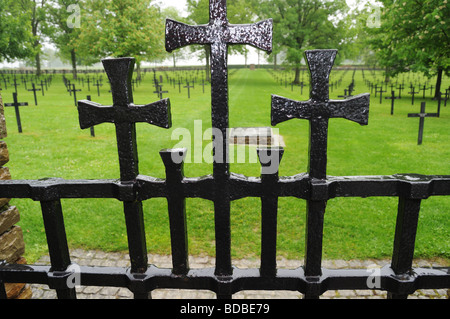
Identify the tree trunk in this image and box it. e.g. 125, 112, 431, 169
434, 67, 443, 100
35, 52, 41, 77
293, 66, 300, 85
274, 53, 277, 70
71, 49, 77, 80
173, 54, 176, 68
136, 61, 141, 81
205, 46, 211, 82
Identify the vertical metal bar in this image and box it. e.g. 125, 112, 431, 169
258, 148, 283, 277
389, 197, 421, 299
210, 39, 232, 280
40, 200, 76, 299
115, 120, 148, 280
160, 149, 189, 276
0, 275, 6, 299
304, 117, 329, 299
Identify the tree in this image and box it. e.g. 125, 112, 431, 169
257, 0, 350, 84
18, 0, 47, 76
76, 0, 165, 78
0, 0, 34, 61
369, 0, 450, 99
42, 0, 82, 79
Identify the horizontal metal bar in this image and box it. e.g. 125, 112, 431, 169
0, 263, 448, 297
0, 174, 448, 202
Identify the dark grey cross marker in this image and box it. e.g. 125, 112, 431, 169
77, 58, 171, 275
154, 85, 168, 100
376, 85, 386, 104
183, 81, 194, 99
397, 84, 404, 98
40, 80, 45, 96
420, 84, 430, 99
271, 50, 370, 289
12, 77, 20, 93
407, 102, 438, 145
166, 0, 272, 279
70, 84, 81, 107
5, 92, 28, 133
409, 85, 418, 105
93, 80, 102, 96
385, 90, 400, 115
28, 83, 41, 106
86, 76, 91, 91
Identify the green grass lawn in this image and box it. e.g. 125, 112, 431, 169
1, 65, 449, 264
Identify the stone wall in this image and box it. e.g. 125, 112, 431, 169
0, 93, 32, 299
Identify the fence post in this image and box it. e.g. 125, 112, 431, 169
160, 148, 189, 276
257, 147, 284, 278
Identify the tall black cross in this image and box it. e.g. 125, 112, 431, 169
407, 102, 438, 145
376, 85, 386, 104
28, 83, 41, 106
5, 92, 28, 133
93, 80, 102, 97
40, 80, 45, 96
183, 81, 194, 99
77, 58, 171, 278
86, 75, 91, 91
385, 90, 400, 115
86, 95, 95, 137
409, 85, 418, 105
420, 84, 429, 99
397, 83, 404, 98
70, 84, 81, 107
154, 85, 168, 100
166, 0, 272, 278
12, 77, 20, 94
271, 50, 370, 292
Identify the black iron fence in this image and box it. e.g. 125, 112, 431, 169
0, 0, 449, 300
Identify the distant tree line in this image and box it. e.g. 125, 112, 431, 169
0, 0, 447, 89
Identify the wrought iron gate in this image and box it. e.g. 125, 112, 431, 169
0, 0, 449, 300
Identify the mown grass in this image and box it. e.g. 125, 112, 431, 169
1, 65, 449, 263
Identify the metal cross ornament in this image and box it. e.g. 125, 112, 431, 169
272, 50, 370, 180
77, 58, 171, 279
165, 0, 272, 278
271, 50, 370, 291
78, 57, 172, 181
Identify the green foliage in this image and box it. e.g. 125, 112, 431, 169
41, 1, 81, 62
370, 0, 450, 77
255, 0, 350, 82
75, 0, 165, 64
0, 0, 34, 61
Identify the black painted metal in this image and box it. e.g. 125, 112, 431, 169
0, 0, 449, 300
408, 102, 438, 145
4, 92, 28, 133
